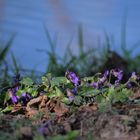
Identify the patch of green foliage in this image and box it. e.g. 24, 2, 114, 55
1, 68, 138, 113
97, 86, 132, 112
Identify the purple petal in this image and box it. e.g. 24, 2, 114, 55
68, 96, 75, 101
126, 82, 132, 88
104, 70, 109, 77
39, 121, 51, 135
111, 68, 123, 84
65, 71, 80, 86
11, 95, 18, 103
9, 89, 19, 104
99, 70, 109, 86
131, 72, 137, 80
39, 127, 46, 135
90, 82, 99, 88
71, 87, 78, 95
20, 92, 32, 104
22, 92, 26, 97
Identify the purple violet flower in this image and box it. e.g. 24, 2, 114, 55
39, 121, 51, 135
8, 88, 19, 104
66, 89, 75, 101
90, 70, 109, 89
22, 92, 32, 99
65, 71, 80, 86
11, 94, 19, 103
68, 96, 75, 102
11, 86, 19, 93
130, 72, 139, 80
21, 92, 32, 104
126, 72, 140, 88
99, 70, 109, 84
104, 70, 109, 77
90, 82, 99, 88
111, 68, 123, 85
126, 82, 132, 89
71, 86, 78, 95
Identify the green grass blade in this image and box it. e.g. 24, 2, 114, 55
78, 24, 84, 54
0, 36, 14, 64
11, 52, 20, 74
44, 25, 56, 53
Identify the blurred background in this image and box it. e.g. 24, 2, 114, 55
0, 0, 140, 79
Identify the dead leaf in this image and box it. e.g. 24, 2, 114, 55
54, 102, 69, 116
46, 97, 69, 116
130, 89, 140, 100
26, 96, 43, 112
26, 109, 39, 118
39, 95, 49, 109
79, 103, 98, 112
11, 103, 26, 114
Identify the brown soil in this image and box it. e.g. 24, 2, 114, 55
1, 92, 140, 140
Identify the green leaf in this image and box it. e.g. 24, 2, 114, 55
98, 99, 112, 112
0, 35, 14, 64
1, 106, 13, 113
51, 77, 69, 87
74, 96, 82, 105
66, 130, 79, 140
49, 130, 79, 140
11, 52, 20, 74
4, 92, 11, 105
47, 87, 63, 98
55, 87, 63, 97
107, 86, 132, 104
62, 97, 71, 105
24, 87, 38, 97
21, 77, 34, 86
82, 76, 95, 82
114, 88, 132, 103
96, 94, 105, 103
34, 134, 45, 140
80, 87, 106, 97
16, 90, 24, 97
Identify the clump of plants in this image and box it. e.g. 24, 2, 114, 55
0, 68, 140, 139
1, 68, 140, 111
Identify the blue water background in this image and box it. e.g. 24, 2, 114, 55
0, 0, 140, 72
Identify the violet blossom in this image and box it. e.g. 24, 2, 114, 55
126, 72, 140, 88
66, 89, 75, 102
20, 92, 32, 104
90, 70, 109, 89
130, 72, 140, 81
65, 71, 80, 86
71, 86, 78, 95
39, 121, 51, 135
8, 87, 19, 104
111, 68, 123, 85
90, 82, 99, 88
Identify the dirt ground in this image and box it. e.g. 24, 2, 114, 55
1, 91, 140, 140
